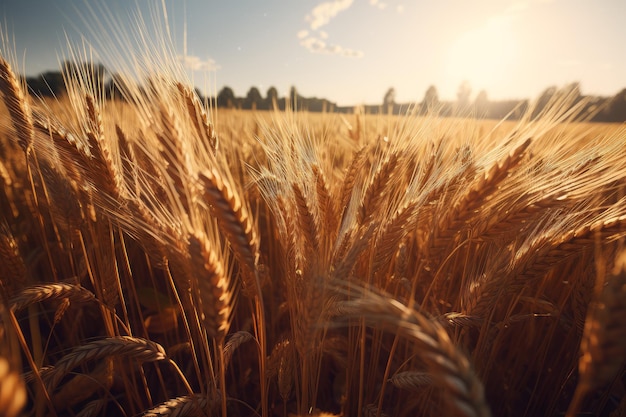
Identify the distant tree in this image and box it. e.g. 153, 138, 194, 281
194, 88, 205, 102
531, 85, 557, 119
289, 86, 299, 111
266, 86, 279, 110
62, 60, 109, 95
217, 86, 236, 108
474, 89, 489, 118
383, 87, 396, 114
489, 99, 527, 120
456, 80, 472, 116
305, 97, 335, 112
244, 86, 263, 110
103, 72, 130, 101
564, 82, 582, 101
26, 71, 66, 97
421, 85, 439, 114
605, 88, 626, 122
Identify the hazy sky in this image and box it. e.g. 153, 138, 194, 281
1, 0, 625, 106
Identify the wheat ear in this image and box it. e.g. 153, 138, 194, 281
312, 163, 336, 238
430, 138, 531, 263
336, 291, 491, 417
188, 231, 232, 340
176, 82, 218, 153
223, 330, 254, 368
371, 200, 420, 278
75, 398, 108, 417
292, 182, 321, 251
0, 56, 33, 153
141, 394, 214, 417
9, 283, 96, 312
566, 250, 626, 417
515, 213, 626, 282
198, 168, 258, 278
388, 371, 433, 391
44, 336, 166, 391
358, 152, 400, 225
267, 338, 296, 402
338, 145, 368, 219
0, 220, 27, 295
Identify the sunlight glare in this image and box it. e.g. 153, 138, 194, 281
445, 17, 517, 95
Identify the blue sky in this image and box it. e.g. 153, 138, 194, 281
1, 0, 625, 106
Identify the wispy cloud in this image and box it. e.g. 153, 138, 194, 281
370, 0, 405, 12
299, 36, 364, 58
178, 55, 219, 71
299, 0, 362, 58
369, 0, 388, 10
306, 0, 354, 30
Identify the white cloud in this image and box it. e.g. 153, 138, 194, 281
178, 55, 219, 71
299, 0, 363, 58
300, 37, 327, 53
300, 36, 363, 58
306, 0, 354, 30
370, 0, 398, 11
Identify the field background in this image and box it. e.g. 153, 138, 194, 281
1, 70, 626, 417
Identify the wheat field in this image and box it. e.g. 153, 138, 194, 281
1, 20, 626, 417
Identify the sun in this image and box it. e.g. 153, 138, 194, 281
445, 17, 517, 94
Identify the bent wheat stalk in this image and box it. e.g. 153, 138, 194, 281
141, 394, 215, 417
566, 250, 626, 417
335, 289, 491, 417
0, 56, 33, 154
9, 283, 96, 312
43, 336, 166, 391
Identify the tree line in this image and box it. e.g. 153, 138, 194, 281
20, 61, 626, 123
375, 81, 626, 123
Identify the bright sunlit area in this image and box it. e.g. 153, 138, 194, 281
445, 14, 518, 97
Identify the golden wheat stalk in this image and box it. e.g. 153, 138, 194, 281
75, 398, 108, 417
0, 220, 27, 295
84, 93, 125, 202
9, 283, 96, 312
430, 138, 531, 263
337, 144, 368, 220
187, 231, 232, 340
176, 82, 218, 154
43, 336, 166, 391
357, 151, 400, 226
198, 168, 258, 279
335, 290, 491, 417
312, 163, 336, 239
370, 199, 420, 279
267, 338, 295, 402
292, 181, 321, 251
0, 56, 33, 154
141, 394, 214, 417
223, 330, 254, 368
566, 250, 626, 417
388, 371, 433, 391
